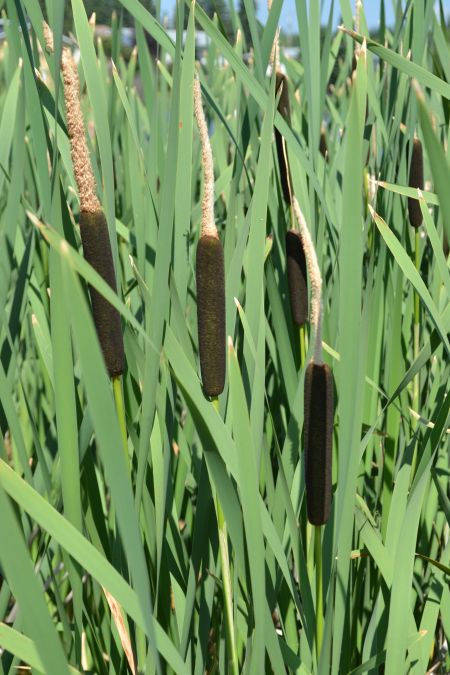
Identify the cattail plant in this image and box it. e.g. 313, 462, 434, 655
293, 197, 333, 526
193, 74, 237, 675
193, 77, 226, 398
274, 77, 309, 334
267, 1, 308, 345
62, 49, 124, 379
293, 196, 333, 660
43, 23, 129, 474
44, 24, 124, 379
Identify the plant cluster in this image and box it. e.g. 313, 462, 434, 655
0, 1, 448, 674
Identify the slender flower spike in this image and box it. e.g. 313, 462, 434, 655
293, 197, 334, 525
193, 76, 226, 397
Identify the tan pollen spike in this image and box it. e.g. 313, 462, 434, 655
292, 196, 323, 365
61, 49, 101, 213
43, 22, 100, 213
42, 21, 54, 53
193, 76, 217, 239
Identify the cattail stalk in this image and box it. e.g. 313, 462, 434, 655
267, 1, 307, 361
43, 24, 125, 380
293, 197, 333, 660
193, 76, 237, 675
43, 23, 128, 467
193, 77, 226, 398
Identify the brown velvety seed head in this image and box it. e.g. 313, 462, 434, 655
304, 362, 334, 525
408, 138, 424, 228
319, 130, 328, 160
286, 229, 308, 326
196, 235, 226, 397
79, 211, 125, 377
275, 72, 293, 205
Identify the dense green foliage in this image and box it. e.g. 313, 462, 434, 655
0, 0, 449, 674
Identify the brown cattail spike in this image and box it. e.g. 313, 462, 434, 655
304, 362, 333, 525
286, 229, 308, 326
79, 211, 125, 377
275, 72, 293, 205
408, 137, 424, 228
319, 128, 328, 160
196, 235, 226, 397
193, 76, 226, 396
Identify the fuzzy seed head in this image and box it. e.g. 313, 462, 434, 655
408, 137, 424, 228
285, 229, 308, 325
79, 211, 124, 377
196, 235, 226, 397
319, 127, 328, 160
304, 362, 334, 525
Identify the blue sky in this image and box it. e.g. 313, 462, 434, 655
160, 1, 450, 35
